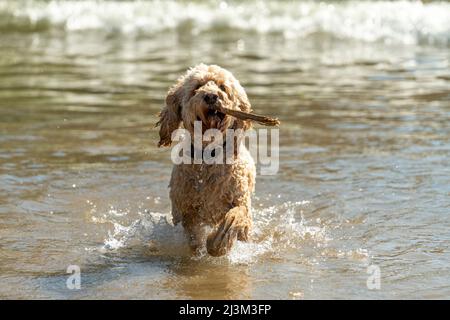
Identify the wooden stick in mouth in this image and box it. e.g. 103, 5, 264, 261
209, 104, 280, 126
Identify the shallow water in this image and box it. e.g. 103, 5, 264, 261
1, 0, 450, 299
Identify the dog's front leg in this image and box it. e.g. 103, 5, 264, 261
206, 206, 251, 257
183, 220, 206, 256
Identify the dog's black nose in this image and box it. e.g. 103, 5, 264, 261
204, 93, 218, 105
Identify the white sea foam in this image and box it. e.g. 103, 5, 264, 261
0, 0, 449, 46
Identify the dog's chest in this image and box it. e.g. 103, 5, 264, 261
171, 165, 234, 206
169, 161, 254, 224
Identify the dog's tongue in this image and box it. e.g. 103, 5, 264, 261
209, 118, 218, 129
197, 112, 220, 130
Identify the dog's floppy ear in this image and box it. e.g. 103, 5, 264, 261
156, 79, 184, 147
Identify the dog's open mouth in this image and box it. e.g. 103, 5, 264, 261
196, 105, 228, 130
207, 108, 226, 121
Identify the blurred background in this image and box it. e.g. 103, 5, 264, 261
0, 0, 449, 299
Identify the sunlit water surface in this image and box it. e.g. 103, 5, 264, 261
0, 0, 449, 299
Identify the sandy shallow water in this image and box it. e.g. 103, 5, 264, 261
0, 0, 449, 299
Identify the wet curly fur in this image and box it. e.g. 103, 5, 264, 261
157, 64, 255, 256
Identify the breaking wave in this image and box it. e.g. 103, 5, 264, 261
0, 0, 449, 46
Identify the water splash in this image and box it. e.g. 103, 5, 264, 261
252, 200, 331, 249
99, 210, 190, 256
94, 200, 334, 264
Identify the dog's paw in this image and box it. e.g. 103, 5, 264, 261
237, 225, 250, 242
206, 207, 250, 256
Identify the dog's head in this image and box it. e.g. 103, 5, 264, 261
156, 64, 251, 147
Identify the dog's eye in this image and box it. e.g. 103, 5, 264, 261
219, 84, 226, 92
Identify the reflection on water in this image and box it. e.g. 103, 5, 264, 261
1, 0, 450, 299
